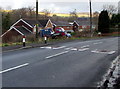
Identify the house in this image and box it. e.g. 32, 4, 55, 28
52, 21, 80, 33
1, 18, 53, 42
72, 21, 80, 32
52, 20, 96, 33
52, 21, 73, 32
74, 20, 97, 31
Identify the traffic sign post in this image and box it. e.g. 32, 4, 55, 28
23, 36, 26, 47
44, 36, 47, 44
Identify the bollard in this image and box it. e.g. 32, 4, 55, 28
44, 36, 47, 44
23, 35, 26, 47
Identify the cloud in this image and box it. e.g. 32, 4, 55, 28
40, 0, 119, 2
0, 0, 118, 13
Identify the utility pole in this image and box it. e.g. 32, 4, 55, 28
36, 0, 38, 38
89, 0, 92, 37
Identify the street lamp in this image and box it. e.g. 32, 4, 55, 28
89, 0, 92, 37
36, 0, 38, 38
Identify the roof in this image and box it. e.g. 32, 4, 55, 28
52, 21, 72, 26
38, 19, 49, 27
23, 19, 43, 27
15, 26, 31, 35
23, 19, 49, 27
75, 20, 96, 26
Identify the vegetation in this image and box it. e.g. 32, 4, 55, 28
1, 4, 120, 46
69, 9, 78, 22
102, 4, 117, 14
110, 14, 120, 28
2, 12, 11, 33
98, 10, 110, 33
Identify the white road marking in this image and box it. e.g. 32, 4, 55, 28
0, 63, 29, 74
108, 51, 116, 54
46, 51, 69, 59
81, 45, 90, 48
40, 46, 52, 49
71, 48, 78, 51
91, 50, 99, 53
53, 46, 66, 49
79, 48, 89, 51
40, 46, 66, 50
93, 42, 103, 45
91, 50, 116, 54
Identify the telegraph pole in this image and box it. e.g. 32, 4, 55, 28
89, 0, 92, 37
36, 0, 38, 38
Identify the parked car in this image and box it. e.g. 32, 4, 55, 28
51, 27, 66, 39
39, 27, 71, 39
65, 32, 71, 37
39, 28, 53, 37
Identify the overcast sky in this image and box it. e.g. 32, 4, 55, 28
0, 0, 119, 13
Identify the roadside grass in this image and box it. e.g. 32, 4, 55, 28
1, 32, 119, 47
1, 36, 101, 47
2, 42, 23, 47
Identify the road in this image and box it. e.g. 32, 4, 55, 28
2, 37, 119, 87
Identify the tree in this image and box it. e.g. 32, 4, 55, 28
69, 9, 78, 21
98, 10, 110, 33
42, 9, 51, 19
2, 12, 11, 33
110, 14, 120, 27
92, 11, 99, 30
102, 5, 117, 14
11, 7, 36, 23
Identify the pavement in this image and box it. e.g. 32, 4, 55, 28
97, 55, 120, 89
1, 37, 120, 88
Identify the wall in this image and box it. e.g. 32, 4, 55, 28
2, 28, 22, 43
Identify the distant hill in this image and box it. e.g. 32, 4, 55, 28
39, 12, 90, 17
2, 10, 91, 17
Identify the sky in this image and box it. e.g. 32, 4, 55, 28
0, 0, 119, 13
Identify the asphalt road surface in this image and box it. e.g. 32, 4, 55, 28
2, 37, 119, 87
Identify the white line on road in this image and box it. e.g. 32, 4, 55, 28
91, 50, 116, 54
79, 48, 89, 51
0, 63, 29, 74
40, 46, 52, 49
53, 46, 66, 49
71, 48, 78, 51
46, 51, 69, 59
81, 45, 90, 48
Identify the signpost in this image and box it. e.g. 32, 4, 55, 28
44, 36, 47, 44
36, 0, 38, 38
89, 0, 93, 37
23, 35, 26, 47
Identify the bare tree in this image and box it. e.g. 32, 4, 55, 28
92, 11, 99, 30
11, 7, 36, 22
102, 4, 117, 14
42, 9, 51, 19
70, 9, 78, 17
69, 9, 78, 21
27, 6, 36, 18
